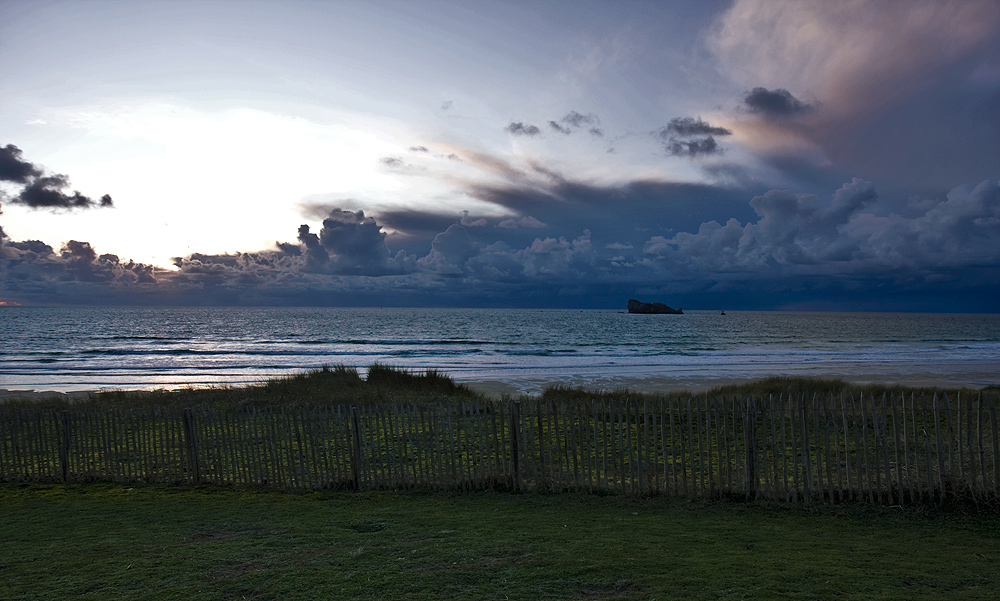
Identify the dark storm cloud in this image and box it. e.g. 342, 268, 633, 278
654, 117, 730, 158
742, 87, 813, 117
316, 209, 414, 275
13, 174, 114, 209
504, 122, 542, 137
665, 137, 722, 157
0, 233, 158, 304
466, 176, 760, 236
662, 117, 732, 137
0, 143, 113, 210
287, 209, 413, 276
0, 144, 43, 183
643, 179, 1000, 277
296, 223, 329, 271
374, 209, 461, 238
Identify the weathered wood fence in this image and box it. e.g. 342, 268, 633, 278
2, 392, 998, 504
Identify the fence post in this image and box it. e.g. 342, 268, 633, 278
745, 397, 757, 500
59, 410, 71, 482
350, 406, 362, 490
800, 394, 812, 501
509, 401, 522, 491
182, 407, 201, 483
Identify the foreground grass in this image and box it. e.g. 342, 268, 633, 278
2, 484, 998, 600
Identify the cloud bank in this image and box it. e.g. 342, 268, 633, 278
4, 173, 997, 310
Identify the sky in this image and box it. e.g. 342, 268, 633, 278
1, 0, 999, 311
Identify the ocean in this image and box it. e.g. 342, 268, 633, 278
1, 307, 998, 394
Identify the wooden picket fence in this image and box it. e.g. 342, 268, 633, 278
1, 392, 998, 505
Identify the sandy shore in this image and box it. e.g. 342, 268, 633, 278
0, 389, 97, 402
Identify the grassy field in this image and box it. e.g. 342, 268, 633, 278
2, 483, 998, 600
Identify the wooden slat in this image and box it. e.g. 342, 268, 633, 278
986, 395, 1000, 500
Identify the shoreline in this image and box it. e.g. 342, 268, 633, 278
3, 369, 997, 402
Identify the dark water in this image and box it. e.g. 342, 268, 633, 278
1, 307, 998, 392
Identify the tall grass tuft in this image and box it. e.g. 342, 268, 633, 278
365, 363, 471, 398
6, 364, 485, 410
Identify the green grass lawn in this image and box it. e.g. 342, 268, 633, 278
1, 484, 998, 600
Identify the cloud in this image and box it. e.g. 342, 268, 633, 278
1, 234, 158, 302
710, 0, 1000, 110
742, 87, 813, 118
549, 121, 572, 135
515, 230, 594, 278
379, 156, 405, 168
644, 178, 1000, 280
557, 111, 604, 136
654, 117, 731, 158
561, 111, 598, 129
709, 0, 1000, 187
0, 144, 114, 210
514, 112, 604, 138
12, 174, 114, 210
0, 144, 43, 184
2, 156, 997, 310
497, 215, 546, 229
313, 209, 413, 275
417, 224, 480, 275
665, 137, 722, 157
505, 122, 542, 136
662, 117, 732, 137
544, 111, 604, 137
460, 210, 487, 227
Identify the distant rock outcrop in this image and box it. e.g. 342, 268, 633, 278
627, 299, 683, 314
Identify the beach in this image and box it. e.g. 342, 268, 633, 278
2, 307, 997, 399
4, 366, 998, 403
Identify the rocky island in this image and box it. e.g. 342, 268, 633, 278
627, 299, 683, 314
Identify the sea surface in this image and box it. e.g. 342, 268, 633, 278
1, 307, 998, 394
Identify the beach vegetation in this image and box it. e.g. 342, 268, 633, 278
3, 364, 485, 410
537, 376, 990, 404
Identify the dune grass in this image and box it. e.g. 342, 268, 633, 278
2, 482, 998, 600
9, 366, 990, 411
6, 364, 487, 410
537, 375, 991, 405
